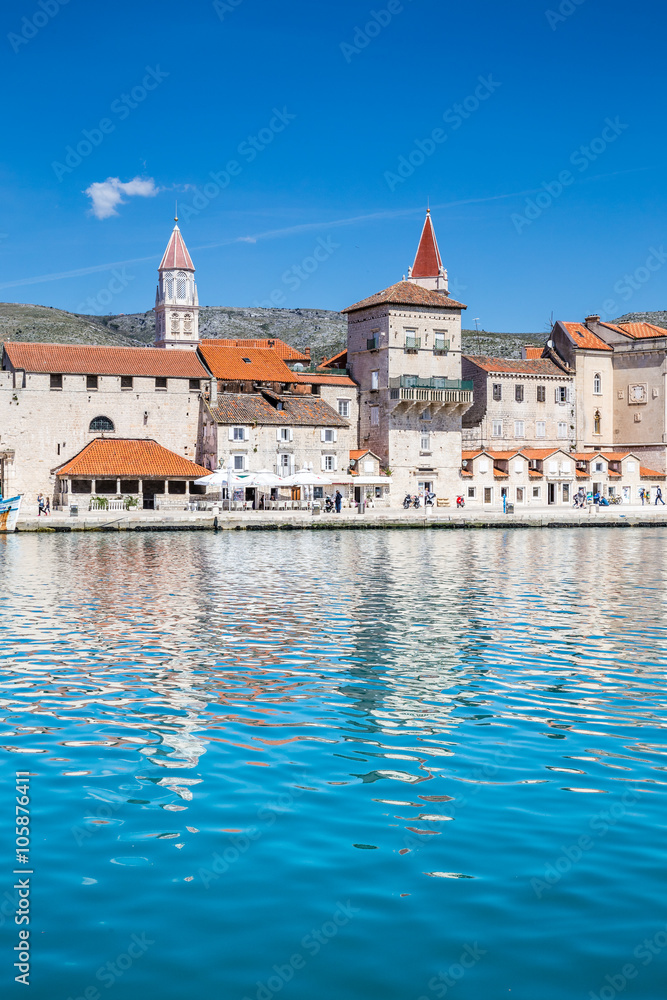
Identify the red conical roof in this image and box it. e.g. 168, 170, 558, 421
159, 224, 194, 271
411, 210, 443, 278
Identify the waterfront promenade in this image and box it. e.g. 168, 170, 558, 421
13, 504, 667, 532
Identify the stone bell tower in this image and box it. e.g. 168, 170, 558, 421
155, 220, 200, 349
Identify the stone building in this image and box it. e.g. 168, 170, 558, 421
155, 222, 200, 349
462, 355, 575, 452
1, 342, 209, 506
343, 211, 473, 500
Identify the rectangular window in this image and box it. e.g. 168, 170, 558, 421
532, 486, 541, 499
514, 421, 525, 438
594, 462, 603, 472
366, 335, 379, 350
536, 420, 546, 438
338, 399, 350, 417
467, 487, 476, 499
515, 384, 524, 402
557, 421, 568, 438
233, 426, 246, 441
279, 454, 291, 471
279, 427, 291, 442
323, 428, 335, 442
370, 370, 379, 390
122, 480, 139, 494
434, 333, 449, 354
492, 383, 502, 401
492, 420, 502, 437
120, 375, 133, 390
323, 455, 335, 471
189, 379, 201, 391
404, 330, 420, 351
516, 487, 525, 503
50, 373, 63, 390
370, 406, 379, 426
420, 432, 431, 452
556, 386, 567, 403
86, 375, 98, 390
536, 385, 546, 402
233, 454, 245, 471
562, 483, 570, 503
168, 481, 187, 494
71, 479, 92, 494
155, 377, 167, 390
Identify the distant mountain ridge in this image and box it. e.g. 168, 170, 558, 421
3, 302, 663, 363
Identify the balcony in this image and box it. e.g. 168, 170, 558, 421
434, 338, 450, 354
404, 336, 421, 352
389, 376, 473, 404
366, 337, 379, 351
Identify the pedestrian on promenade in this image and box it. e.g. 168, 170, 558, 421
334, 490, 342, 513
656, 487, 665, 506
593, 491, 600, 507
44, 497, 50, 516
37, 493, 45, 516
640, 488, 646, 505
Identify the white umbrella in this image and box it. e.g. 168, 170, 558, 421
247, 469, 285, 487
193, 469, 252, 487
282, 468, 333, 486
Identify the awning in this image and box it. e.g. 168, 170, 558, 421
331, 475, 391, 485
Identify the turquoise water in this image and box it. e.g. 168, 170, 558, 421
1, 529, 667, 1000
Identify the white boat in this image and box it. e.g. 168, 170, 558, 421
0, 494, 22, 532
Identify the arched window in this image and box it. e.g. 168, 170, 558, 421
177, 272, 187, 298
89, 416, 114, 433
593, 373, 602, 394
593, 409, 601, 434
165, 276, 173, 299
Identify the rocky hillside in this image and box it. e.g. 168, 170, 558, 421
614, 310, 667, 328
0, 301, 545, 362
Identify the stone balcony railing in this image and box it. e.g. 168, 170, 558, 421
389, 376, 473, 404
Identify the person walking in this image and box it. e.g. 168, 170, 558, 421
656, 487, 665, 506
334, 490, 342, 513
640, 487, 646, 506
37, 493, 45, 517
44, 497, 50, 516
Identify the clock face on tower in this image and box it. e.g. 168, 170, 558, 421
628, 383, 648, 404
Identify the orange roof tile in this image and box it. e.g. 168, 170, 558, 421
462, 450, 484, 461
56, 439, 208, 478
461, 470, 473, 477
198, 343, 294, 381
291, 373, 357, 387
529, 470, 543, 478
561, 322, 613, 351
207, 392, 346, 428
609, 471, 621, 477
3, 342, 209, 378
350, 449, 373, 460
640, 466, 666, 478
319, 348, 348, 369
343, 280, 466, 313
487, 450, 524, 460
521, 448, 563, 460
616, 322, 667, 340
600, 452, 630, 462
576, 470, 589, 479
524, 347, 544, 359
464, 355, 568, 376
493, 472, 509, 479
209, 338, 309, 362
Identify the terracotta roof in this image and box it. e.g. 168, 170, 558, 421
521, 448, 563, 460
207, 392, 347, 427
291, 373, 357, 387
615, 322, 667, 340
411, 211, 443, 278
3, 342, 208, 378
343, 280, 466, 313
462, 450, 484, 461
524, 347, 544, 359
350, 449, 373, 460
461, 470, 473, 478
576, 470, 588, 479
641, 466, 666, 478
56, 439, 208, 478
159, 224, 194, 270
463, 355, 568, 376
561, 322, 613, 351
609, 471, 621, 477
529, 470, 543, 478
600, 452, 630, 462
319, 348, 348, 369
198, 343, 295, 381
488, 451, 522, 460
494, 472, 509, 479
209, 338, 309, 362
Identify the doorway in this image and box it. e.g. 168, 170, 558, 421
142, 480, 164, 510
548, 483, 556, 505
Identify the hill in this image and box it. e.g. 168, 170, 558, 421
614, 310, 667, 328
0, 301, 545, 362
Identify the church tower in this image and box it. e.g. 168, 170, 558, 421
407, 209, 449, 293
154, 220, 199, 349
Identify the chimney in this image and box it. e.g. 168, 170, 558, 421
209, 377, 218, 405
303, 347, 311, 360
585, 315, 600, 327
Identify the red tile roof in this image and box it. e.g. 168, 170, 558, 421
462, 450, 484, 461
159, 224, 194, 270
207, 392, 347, 427
411, 211, 443, 278
209, 338, 309, 362
3, 342, 208, 377
319, 348, 347, 369
524, 347, 544, 359
56, 439, 208, 478
615, 322, 667, 340
561, 322, 613, 351
521, 448, 564, 460
640, 466, 666, 479
198, 343, 295, 381
343, 280, 466, 313
464, 355, 568, 376
494, 472, 509, 479
291, 373, 357, 387
529, 470, 543, 478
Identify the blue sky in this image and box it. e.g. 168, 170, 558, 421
1, 0, 665, 330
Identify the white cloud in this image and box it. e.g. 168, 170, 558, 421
84, 176, 160, 220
